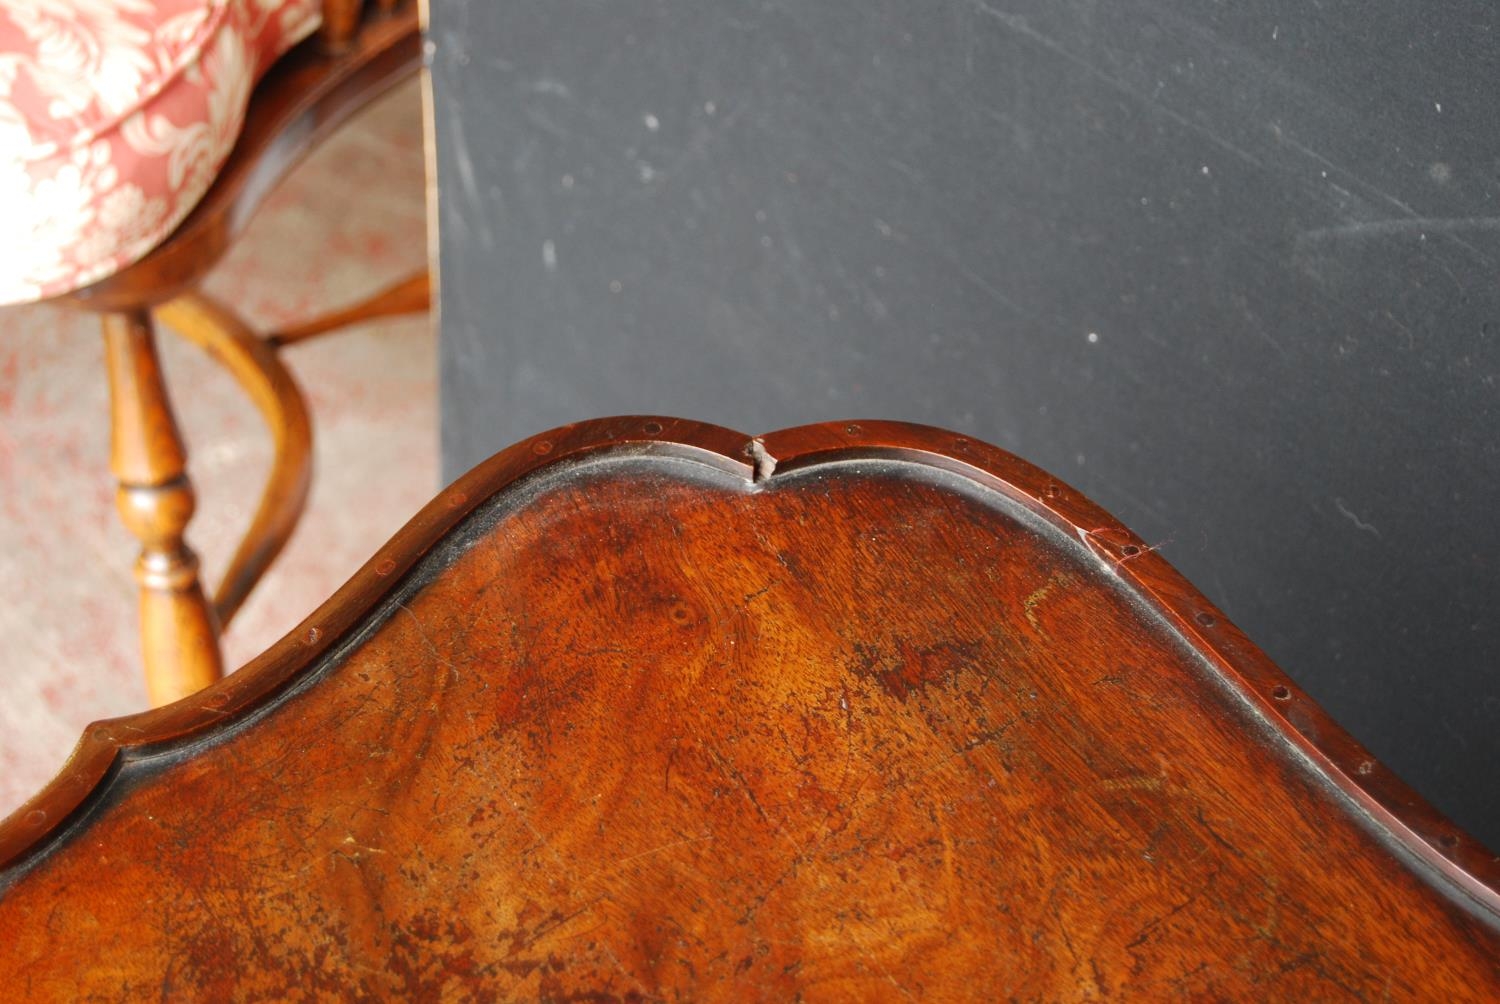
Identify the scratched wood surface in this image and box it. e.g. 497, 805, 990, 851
1, 419, 1496, 999
431, 0, 1500, 854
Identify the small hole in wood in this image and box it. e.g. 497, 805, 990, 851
844, 423, 862, 435
1043, 483, 1062, 499
532, 440, 554, 455
642, 421, 663, 435
375, 558, 397, 576
1271, 685, 1291, 701
1121, 544, 1141, 557
1195, 611, 1216, 627
1439, 833, 1459, 849
24, 809, 45, 827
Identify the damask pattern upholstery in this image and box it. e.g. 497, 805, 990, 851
0, 0, 321, 306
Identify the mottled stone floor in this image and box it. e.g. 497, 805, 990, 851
0, 81, 434, 820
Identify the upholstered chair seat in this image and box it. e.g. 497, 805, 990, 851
0, 0, 320, 305
0, 0, 425, 704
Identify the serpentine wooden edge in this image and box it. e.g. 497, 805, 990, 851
1, 417, 1496, 984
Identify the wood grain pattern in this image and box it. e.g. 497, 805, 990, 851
1, 419, 1495, 999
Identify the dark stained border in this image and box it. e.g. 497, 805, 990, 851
2, 417, 1496, 916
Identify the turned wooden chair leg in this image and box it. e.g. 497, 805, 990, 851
101, 311, 223, 706
155, 293, 313, 630
93, 272, 426, 704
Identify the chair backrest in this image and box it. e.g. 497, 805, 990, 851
1, 419, 1496, 998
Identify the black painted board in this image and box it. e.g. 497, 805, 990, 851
429, 1, 1500, 848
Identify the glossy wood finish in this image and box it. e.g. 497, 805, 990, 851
100, 313, 223, 706
154, 294, 313, 630
48, 2, 426, 702
1, 419, 1495, 999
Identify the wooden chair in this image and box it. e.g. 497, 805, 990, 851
0, 418, 1495, 997
2, 0, 426, 707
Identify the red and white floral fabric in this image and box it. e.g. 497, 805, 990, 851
0, 0, 321, 306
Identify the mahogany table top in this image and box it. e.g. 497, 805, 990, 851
1, 418, 1496, 999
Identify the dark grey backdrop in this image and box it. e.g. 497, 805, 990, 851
429, 1, 1500, 848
